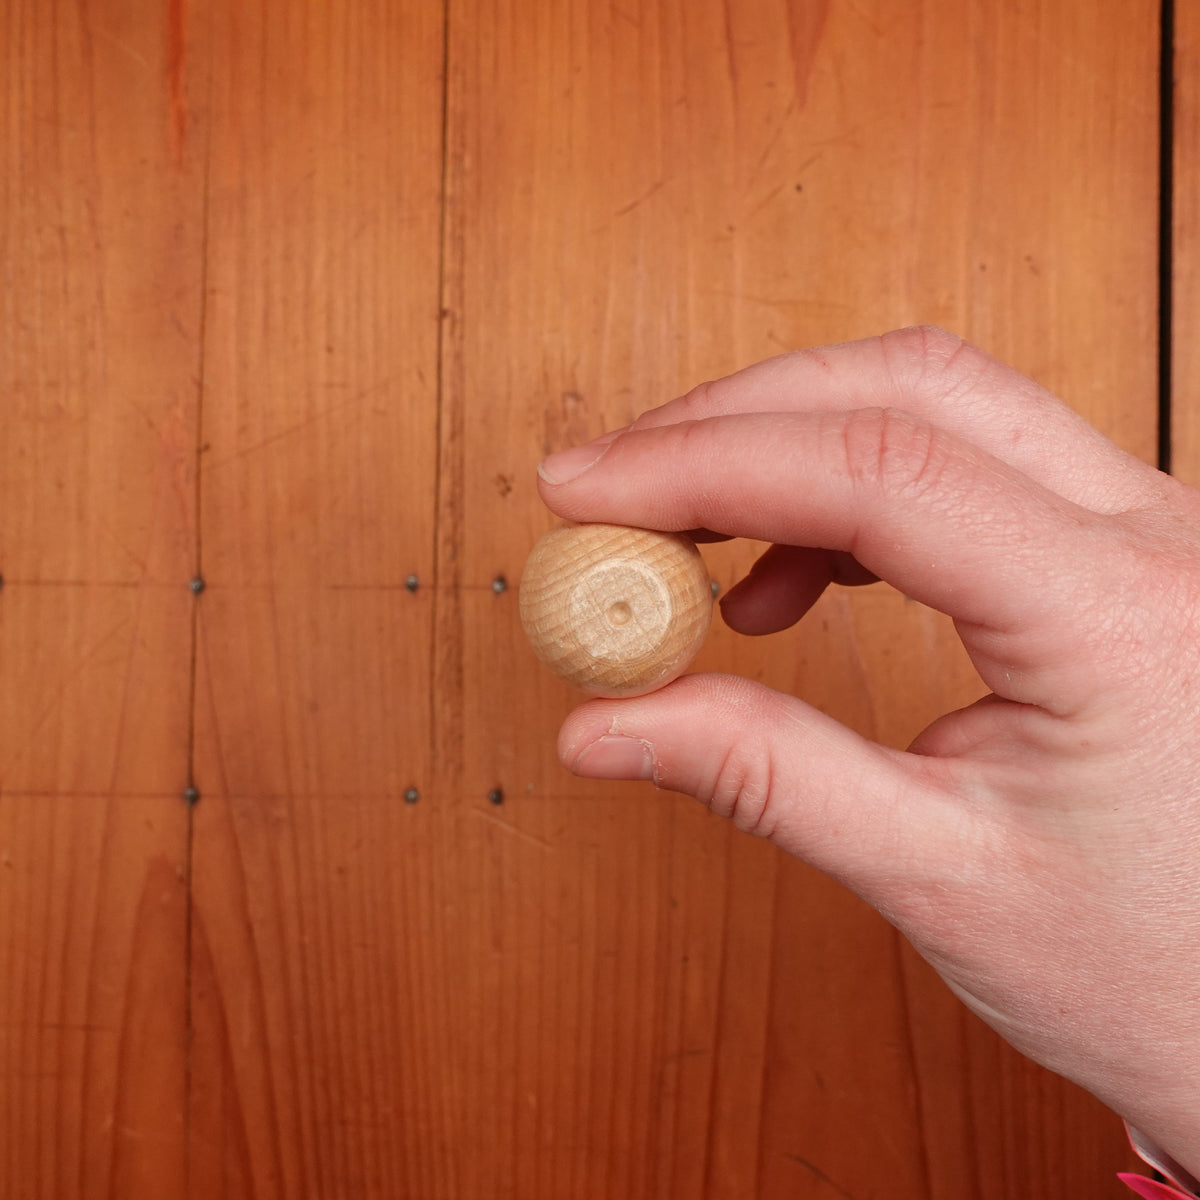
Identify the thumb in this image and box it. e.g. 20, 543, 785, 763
557, 674, 976, 905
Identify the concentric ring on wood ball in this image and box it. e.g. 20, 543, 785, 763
519, 523, 713, 697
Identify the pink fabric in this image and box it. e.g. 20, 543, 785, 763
1123, 1124, 1200, 1198
1119, 1174, 1197, 1200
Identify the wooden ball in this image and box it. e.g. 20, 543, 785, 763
519, 523, 713, 697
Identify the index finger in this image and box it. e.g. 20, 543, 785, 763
633, 328, 1162, 515
537, 407, 1119, 716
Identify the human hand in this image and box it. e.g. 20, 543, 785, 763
535, 327, 1200, 1183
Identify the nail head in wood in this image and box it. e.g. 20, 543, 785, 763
519, 523, 712, 698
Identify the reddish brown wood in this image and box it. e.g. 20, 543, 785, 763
186, 0, 450, 1194
440, 2, 1156, 1197
1175, 2, 1200, 489
0, 0, 1164, 1196
0, 0, 201, 1195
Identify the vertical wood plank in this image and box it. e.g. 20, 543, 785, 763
441, 1, 1157, 1197
0, 0, 201, 1195
0, 796, 188, 1198
187, 1, 450, 1194
1175, 1, 1200, 487
0, 0, 201, 585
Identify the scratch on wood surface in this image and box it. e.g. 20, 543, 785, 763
741, 180, 787, 224
614, 177, 667, 217
750, 99, 798, 183
471, 806, 552, 851
205, 380, 395, 467
14, 617, 131, 761
786, 1155, 860, 1200
91, 27, 151, 73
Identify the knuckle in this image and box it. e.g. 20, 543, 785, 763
704, 741, 777, 839
674, 378, 717, 421
672, 415, 713, 468
689, 681, 783, 839
629, 379, 718, 433
879, 323, 962, 369
840, 406, 951, 501
879, 325, 984, 397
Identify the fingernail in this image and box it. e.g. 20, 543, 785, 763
571, 735, 655, 780
538, 429, 624, 485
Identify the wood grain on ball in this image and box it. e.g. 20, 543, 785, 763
519, 523, 713, 697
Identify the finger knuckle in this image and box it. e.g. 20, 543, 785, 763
672, 416, 715, 476
841, 406, 952, 502
704, 740, 778, 839
688, 681, 783, 837
880, 323, 962, 369
674, 378, 717, 421
879, 325, 985, 397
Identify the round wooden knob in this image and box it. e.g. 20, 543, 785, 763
519, 523, 713, 697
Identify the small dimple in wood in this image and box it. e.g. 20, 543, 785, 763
607, 601, 632, 626
519, 523, 713, 697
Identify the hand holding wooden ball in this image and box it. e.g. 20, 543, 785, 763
519, 523, 713, 697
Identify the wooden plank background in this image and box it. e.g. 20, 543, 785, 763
1177, 0, 1200, 491
0, 0, 1167, 1196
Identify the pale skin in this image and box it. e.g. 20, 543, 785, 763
536, 326, 1200, 1181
